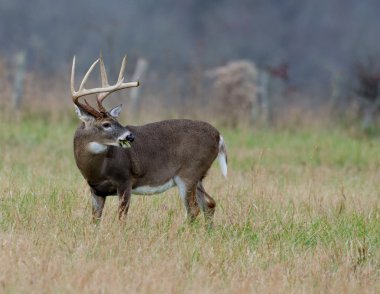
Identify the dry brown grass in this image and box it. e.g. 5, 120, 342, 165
0, 110, 379, 293
0, 60, 378, 293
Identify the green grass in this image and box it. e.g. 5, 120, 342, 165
224, 127, 380, 170
0, 114, 379, 293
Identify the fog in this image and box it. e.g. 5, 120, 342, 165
1, 1, 379, 90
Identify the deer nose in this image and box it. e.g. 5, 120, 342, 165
118, 132, 134, 143
126, 133, 134, 142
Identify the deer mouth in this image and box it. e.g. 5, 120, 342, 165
117, 131, 134, 148
119, 139, 131, 148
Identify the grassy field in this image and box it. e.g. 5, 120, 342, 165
0, 113, 379, 293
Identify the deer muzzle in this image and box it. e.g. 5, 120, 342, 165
118, 132, 134, 148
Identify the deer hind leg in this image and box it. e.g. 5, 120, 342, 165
196, 181, 216, 226
174, 177, 200, 222
91, 189, 106, 223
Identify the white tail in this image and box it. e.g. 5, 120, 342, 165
218, 136, 228, 178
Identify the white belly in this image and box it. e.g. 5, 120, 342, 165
132, 179, 175, 195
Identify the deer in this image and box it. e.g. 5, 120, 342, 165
71, 54, 228, 226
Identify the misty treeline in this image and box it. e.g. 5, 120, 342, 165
2, 0, 380, 128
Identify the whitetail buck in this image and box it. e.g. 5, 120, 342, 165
71, 55, 227, 224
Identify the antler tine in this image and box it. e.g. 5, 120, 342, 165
79, 58, 100, 92
99, 53, 109, 87
97, 54, 139, 104
97, 53, 110, 112
71, 56, 103, 118
97, 55, 126, 104
71, 56, 77, 100
117, 55, 127, 82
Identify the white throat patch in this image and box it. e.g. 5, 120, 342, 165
87, 142, 108, 154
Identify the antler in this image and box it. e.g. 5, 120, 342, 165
71, 54, 140, 117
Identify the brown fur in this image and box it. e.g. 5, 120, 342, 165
73, 114, 223, 224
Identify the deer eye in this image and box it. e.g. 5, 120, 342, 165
102, 122, 112, 129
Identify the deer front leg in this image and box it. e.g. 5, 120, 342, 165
91, 189, 106, 223
118, 185, 132, 221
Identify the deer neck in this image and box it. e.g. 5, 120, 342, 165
74, 129, 109, 174
74, 125, 109, 155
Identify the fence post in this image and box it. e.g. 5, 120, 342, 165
12, 51, 27, 110
254, 70, 271, 126
129, 58, 148, 119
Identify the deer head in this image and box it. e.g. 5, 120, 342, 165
71, 55, 139, 148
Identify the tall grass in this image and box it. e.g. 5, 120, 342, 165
0, 113, 379, 293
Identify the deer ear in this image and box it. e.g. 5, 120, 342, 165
109, 104, 123, 118
75, 105, 94, 123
